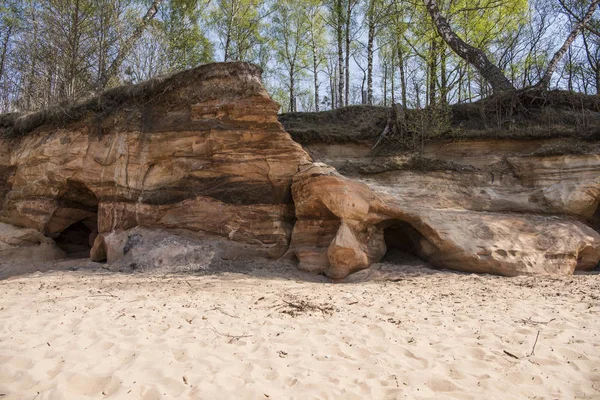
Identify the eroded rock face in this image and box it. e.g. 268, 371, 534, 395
0, 62, 311, 264
1, 63, 598, 280
91, 227, 258, 273
290, 164, 600, 279
287, 133, 600, 279
0, 222, 66, 262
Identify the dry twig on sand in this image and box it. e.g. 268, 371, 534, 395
207, 307, 239, 318
276, 296, 335, 317
517, 317, 556, 326
205, 321, 251, 343
503, 350, 519, 359
528, 330, 540, 357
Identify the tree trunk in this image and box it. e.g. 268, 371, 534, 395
289, 65, 295, 112
67, 0, 81, 100
25, 1, 38, 111
415, 82, 421, 109
423, 0, 515, 93
428, 38, 437, 106
99, 0, 163, 89
457, 66, 463, 103
0, 25, 12, 83
391, 56, 395, 104
398, 46, 407, 108
96, 4, 106, 91
567, 47, 573, 92
366, 3, 375, 105
344, 0, 351, 107
224, 30, 231, 61
383, 63, 387, 107
46, 61, 54, 109
440, 45, 447, 104
597, 62, 600, 95
330, 67, 336, 109
313, 52, 320, 112
537, 0, 600, 89
336, 0, 344, 108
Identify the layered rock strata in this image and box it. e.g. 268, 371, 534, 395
289, 142, 600, 279
0, 63, 598, 280
0, 62, 311, 264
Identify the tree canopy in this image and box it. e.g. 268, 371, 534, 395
0, 0, 598, 113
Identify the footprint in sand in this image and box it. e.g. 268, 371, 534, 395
402, 349, 429, 370
427, 377, 462, 392
64, 373, 121, 396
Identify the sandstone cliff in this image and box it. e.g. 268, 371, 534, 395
0, 62, 311, 267
282, 102, 600, 279
0, 63, 598, 280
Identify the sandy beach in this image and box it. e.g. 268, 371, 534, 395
0, 261, 599, 400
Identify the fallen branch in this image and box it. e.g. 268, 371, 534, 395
278, 297, 335, 317
283, 299, 333, 314
503, 350, 519, 359
205, 322, 251, 343
89, 293, 117, 298
207, 307, 239, 319
90, 290, 117, 298
528, 330, 540, 357
517, 317, 555, 326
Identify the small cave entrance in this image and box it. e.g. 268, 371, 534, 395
592, 204, 600, 232
55, 221, 95, 258
49, 180, 99, 259
380, 220, 430, 267
590, 205, 600, 271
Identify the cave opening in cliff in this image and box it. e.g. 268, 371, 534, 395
51, 180, 99, 259
55, 221, 95, 257
381, 220, 428, 266
592, 204, 600, 232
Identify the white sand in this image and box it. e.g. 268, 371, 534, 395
0, 266, 599, 399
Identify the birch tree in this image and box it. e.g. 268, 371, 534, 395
271, 0, 310, 112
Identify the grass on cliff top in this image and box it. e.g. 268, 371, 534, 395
279, 89, 600, 146
0, 78, 176, 139
278, 105, 389, 144
0, 62, 260, 139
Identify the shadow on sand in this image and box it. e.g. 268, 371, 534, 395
0, 249, 466, 283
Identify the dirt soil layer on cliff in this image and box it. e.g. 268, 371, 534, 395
1, 266, 599, 399
280, 90, 600, 146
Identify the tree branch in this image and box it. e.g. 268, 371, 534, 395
537, 0, 600, 88
97, 0, 163, 89
422, 0, 515, 93
557, 0, 600, 38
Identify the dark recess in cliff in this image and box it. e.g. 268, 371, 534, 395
593, 205, 600, 232
55, 221, 93, 258
381, 220, 429, 261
